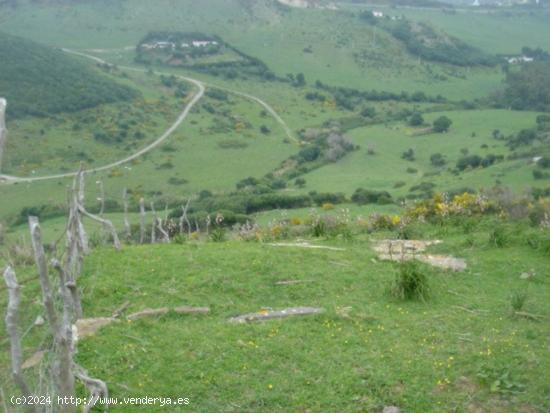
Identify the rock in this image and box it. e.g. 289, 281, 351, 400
75, 317, 116, 339
373, 239, 466, 271
520, 271, 535, 280
382, 406, 400, 413
34, 315, 45, 326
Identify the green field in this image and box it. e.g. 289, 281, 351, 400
300, 110, 545, 196
0, 2, 549, 412
1, 216, 548, 412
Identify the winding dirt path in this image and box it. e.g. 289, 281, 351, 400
0, 49, 296, 185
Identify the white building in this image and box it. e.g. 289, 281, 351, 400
507, 56, 534, 64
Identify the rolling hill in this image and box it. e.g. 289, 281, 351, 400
0, 31, 138, 118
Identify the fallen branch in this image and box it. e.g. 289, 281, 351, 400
229, 307, 325, 323
74, 364, 108, 413
127, 307, 169, 321
112, 301, 130, 318
173, 306, 210, 315
274, 280, 315, 286
514, 311, 546, 321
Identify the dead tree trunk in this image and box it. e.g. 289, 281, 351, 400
52, 259, 82, 320
3, 267, 36, 413
97, 180, 105, 217
150, 201, 157, 244
72, 171, 89, 255
122, 188, 131, 240
179, 199, 191, 237
0, 98, 7, 172
78, 206, 121, 250
157, 218, 170, 243
139, 198, 146, 244
52, 260, 76, 413
29, 217, 76, 413
29, 216, 58, 336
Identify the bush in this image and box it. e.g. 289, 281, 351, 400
456, 155, 482, 171
409, 112, 424, 126
311, 192, 346, 206
390, 261, 430, 301
510, 290, 528, 313
297, 146, 321, 163
433, 116, 452, 133
430, 153, 446, 167
489, 226, 509, 248
401, 148, 415, 161
360, 106, 377, 118
210, 227, 226, 242
351, 188, 393, 205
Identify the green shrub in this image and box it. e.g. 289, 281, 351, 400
210, 228, 226, 242
510, 290, 528, 313
390, 261, 430, 301
489, 226, 509, 248
351, 188, 393, 205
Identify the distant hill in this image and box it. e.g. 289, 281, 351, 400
0, 32, 139, 118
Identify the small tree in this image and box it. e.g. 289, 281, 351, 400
361, 107, 377, 118
294, 73, 306, 87
401, 148, 415, 161
433, 116, 452, 133
430, 153, 446, 167
409, 112, 424, 126
295, 178, 306, 188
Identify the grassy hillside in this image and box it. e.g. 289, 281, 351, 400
1, 215, 548, 412
299, 110, 547, 196
0, 0, 506, 100
0, 31, 138, 118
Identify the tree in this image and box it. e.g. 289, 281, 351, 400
295, 178, 306, 188
430, 153, 446, 167
294, 73, 306, 87
502, 62, 550, 111
361, 107, 377, 118
433, 116, 452, 133
401, 148, 415, 161
409, 112, 424, 126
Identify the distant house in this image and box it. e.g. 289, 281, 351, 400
141, 41, 175, 50
507, 56, 535, 64
192, 40, 218, 47
373, 11, 384, 18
